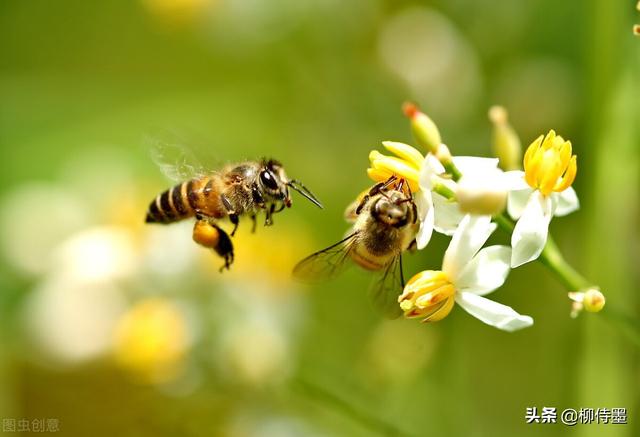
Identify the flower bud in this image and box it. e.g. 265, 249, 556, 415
455, 168, 507, 216
403, 102, 442, 155
568, 288, 605, 317
489, 106, 522, 171
435, 144, 452, 164
583, 289, 605, 313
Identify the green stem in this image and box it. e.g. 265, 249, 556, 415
442, 160, 462, 182
493, 212, 593, 291
431, 181, 456, 200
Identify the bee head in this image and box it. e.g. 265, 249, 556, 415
372, 191, 412, 227
258, 159, 286, 198
259, 158, 323, 209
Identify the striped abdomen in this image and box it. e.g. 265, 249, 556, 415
146, 177, 222, 224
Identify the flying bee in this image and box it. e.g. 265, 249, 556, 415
293, 176, 418, 317
145, 137, 322, 271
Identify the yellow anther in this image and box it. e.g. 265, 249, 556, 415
367, 140, 425, 192
400, 299, 415, 312
421, 296, 455, 323
367, 154, 420, 192
367, 167, 393, 183
381, 141, 424, 169
399, 270, 456, 322
369, 150, 385, 162
523, 130, 577, 196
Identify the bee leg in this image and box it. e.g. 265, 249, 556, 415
355, 176, 399, 214
251, 182, 265, 207
355, 194, 370, 215
250, 214, 257, 233
371, 176, 398, 201
192, 220, 235, 271
218, 235, 234, 272
220, 194, 240, 236
273, 202, 286, 213
407, 239, 418, 252
264, 203, 275, 226
229, 214, 239, 237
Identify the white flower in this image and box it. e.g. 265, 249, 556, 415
398, 215, 533, 332
504, 130, 579, 267
455, 166, 508, 216
415, 152, 502, 249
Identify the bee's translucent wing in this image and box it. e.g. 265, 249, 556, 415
369, 254, 405, 319
293, 232, 359, 283
147, 132, 209, 183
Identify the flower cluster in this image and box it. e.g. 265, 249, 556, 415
366, 103, 602, 331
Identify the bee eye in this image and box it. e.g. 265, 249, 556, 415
260, 170, 279, 190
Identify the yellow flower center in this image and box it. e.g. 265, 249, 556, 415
523, 130, 577, 196
367, 141, 424, 192
398, 270, 456, 322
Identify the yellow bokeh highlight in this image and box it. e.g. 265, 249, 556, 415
113, 298, 189, 384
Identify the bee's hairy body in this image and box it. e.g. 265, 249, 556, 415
145, 162, 261, 225
292, 176, 416, 318
349, 190, 418, 271
146, 158, 322, 271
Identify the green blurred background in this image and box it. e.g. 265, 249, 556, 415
1, 0, 639, 436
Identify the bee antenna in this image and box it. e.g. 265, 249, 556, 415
287, 179, 323, 209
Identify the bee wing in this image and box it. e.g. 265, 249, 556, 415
146, 131, 212, 182
293, 232, 359, 283
368, 253, 405, 319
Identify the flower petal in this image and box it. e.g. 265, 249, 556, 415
552, 187, 579, 217
456, 245, 511, 295
455, 292, 533, 332
507, 188, 533, 220
502, 170, 529, 191
415, 190, 434, 250
432, 192, 465, 236
510, 191, 553, 267
451, 156, 499, 175
419, 154, 444, 191
442, 215, 496, 280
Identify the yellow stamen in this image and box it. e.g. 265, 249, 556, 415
422, 296, 455, 323
381, 141, 424, 169
523, 130, 577, 196
369, 150, 385, 162
367, 167, 394, 182
399, 270, 456, 322
366, 141, 424, 192
368, 156, 420, 192
371, 156, 419, 180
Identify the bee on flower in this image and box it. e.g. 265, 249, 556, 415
367, 104, 507, 250
359, 102, 599, 329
